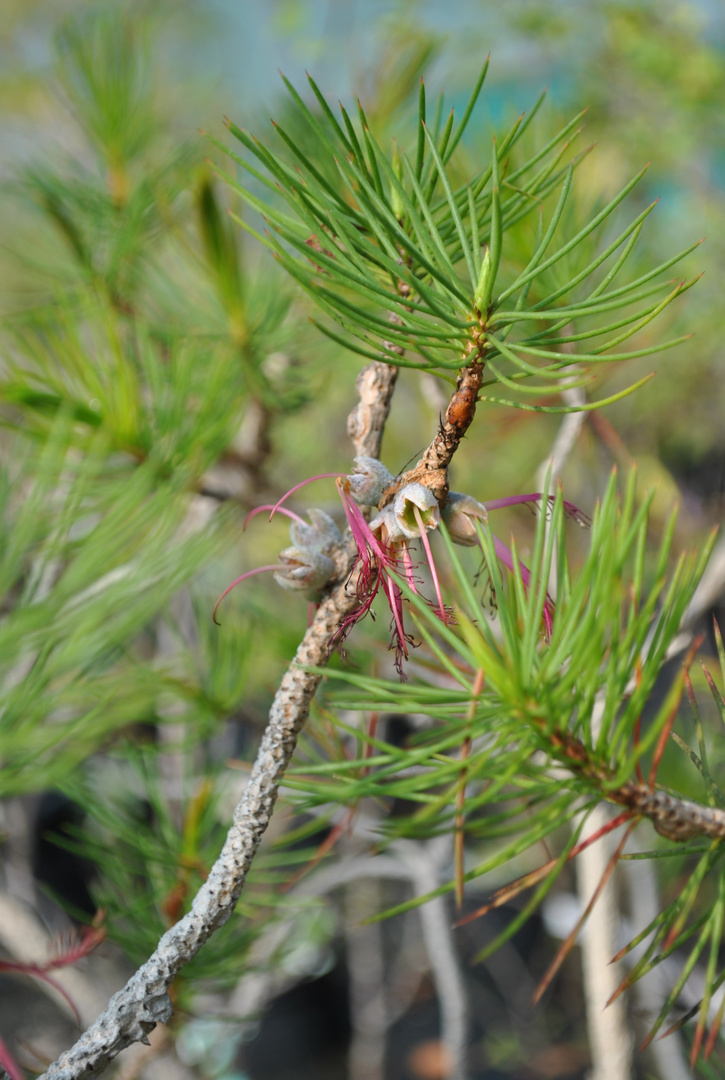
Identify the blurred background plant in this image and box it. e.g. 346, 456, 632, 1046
0, 2, 724, 1079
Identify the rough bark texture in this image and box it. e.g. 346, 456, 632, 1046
346, 309, 404, 461
346, 360, 399, 461
37, 557, 363, 1080
38, 354, 400, 1080
614, 784, 725, 841
550, 725, 725, 842
378, 358, 485, 508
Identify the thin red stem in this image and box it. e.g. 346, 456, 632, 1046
244, 504, 305, 530
269, 473, 346, 520
648, 634, 704, 788
457, 810, 634, 928
532, 823, 636, 1007
401, 543, 420, 595
213, 565, 285, 624
383, 572, 408, 660
0, 1036, 24, 1080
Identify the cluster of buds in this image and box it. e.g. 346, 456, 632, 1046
215, 455, 590, 671
212, 506, 342, 624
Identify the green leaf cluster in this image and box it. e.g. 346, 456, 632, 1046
2, 11, 311, 465
289, 474, 718, 1005
218, 66, 696, 409
0, 9, 720, 1062
0, 425, 234, 797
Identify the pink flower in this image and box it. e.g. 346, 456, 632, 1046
336, 479, 447, 676
215, 457, 590, 667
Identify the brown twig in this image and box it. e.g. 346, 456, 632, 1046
378, 354, 485, 508
36, 299, 494, 1077
543, 718, 725, 843
347, 310, 403, 461
347, 362, 399, 461
37, 558, 367, 1079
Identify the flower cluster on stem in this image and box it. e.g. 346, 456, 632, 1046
216, 455, 590, 673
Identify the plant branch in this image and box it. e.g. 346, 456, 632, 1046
543, 722, 725, 843
37, 574, 357, 1079
36, 351, 400, 1080
347, 348, 399, 462
615, 784, 725, 842
394, 839, 469, 1080
379, 355, 485, 509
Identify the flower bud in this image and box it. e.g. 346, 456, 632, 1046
442, 492, 488, 546
274, 546, 336, 593
289, 508, 341, 552
347, 456, 394, 506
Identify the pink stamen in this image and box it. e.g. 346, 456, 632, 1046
412, 504, 447, 625
383, 572, 409, 662
484, 493, 590, 528
562, 499, 591, 528
213, 565, 286, 624
491, 535, 555, 639
492, 534, 527, 579
0, 1034, 25, 1080
243, 505, 305, 531
336, 480, 391, 597
337, 481, 387, 559
485, 493, 546, 512
270, 473, 347, 520
401, 543, 420, 595
337, 487, 373, 585
332, 583, 379, 651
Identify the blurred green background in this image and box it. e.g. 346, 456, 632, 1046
1, 2, 724, 1078
3, 0, 724, 503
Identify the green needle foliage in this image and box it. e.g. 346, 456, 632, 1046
286, 478, 723, 1053
214, 67, 725, 1059
0, 12, 314, 805
217, 65, 695, 406
0, 423, 231, 797
291, 478, 706, 824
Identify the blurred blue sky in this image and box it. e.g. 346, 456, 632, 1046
2, 0, 724, 236
202, 1, 722, 95
197, 0, 725, 117
4, 0, 725, 133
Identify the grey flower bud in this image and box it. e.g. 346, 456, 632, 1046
347, 456, 394, 506
368, 503, 402, 542
289, 508, 341, 552
393, 482, 440, 539
442, 492, 488, 546
274, 546, 336, 592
